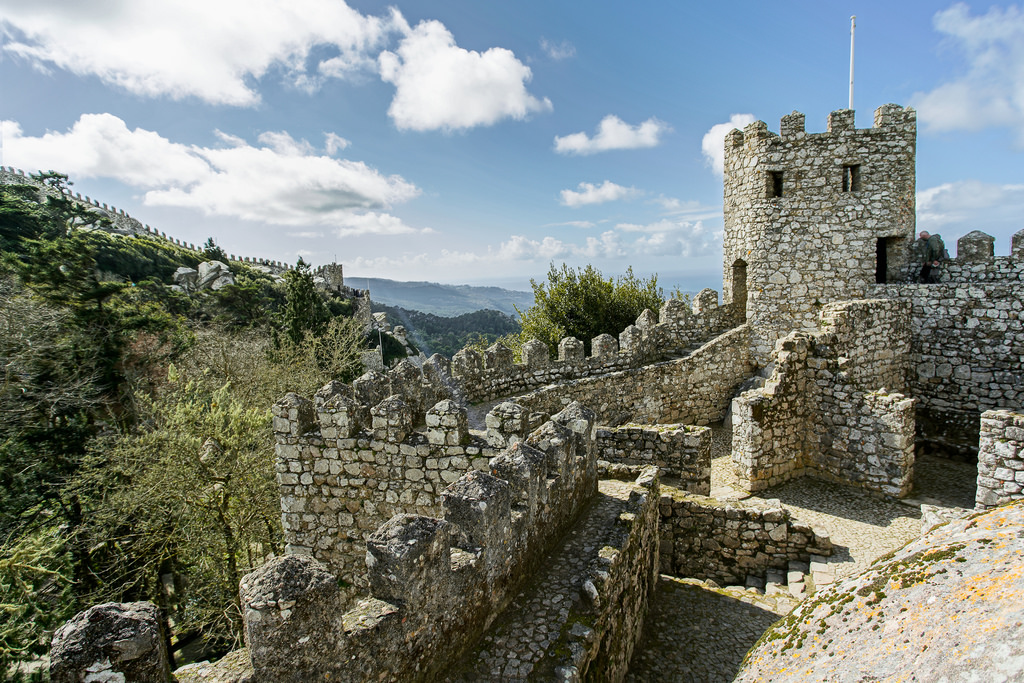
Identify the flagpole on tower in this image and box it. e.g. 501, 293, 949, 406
849, 15, 856, 110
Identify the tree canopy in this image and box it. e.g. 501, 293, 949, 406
517, 264, 663, 356
0, 182, 373, 676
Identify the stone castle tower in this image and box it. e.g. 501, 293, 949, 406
320, 262, 344, 290
722, 104, 917, 357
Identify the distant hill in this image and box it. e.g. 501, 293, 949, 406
372, 304, 520, 358
354, 278, 533, 317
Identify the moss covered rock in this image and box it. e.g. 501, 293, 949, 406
735, 500, 1024, 682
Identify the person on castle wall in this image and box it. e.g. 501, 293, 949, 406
917, 231, 947, 283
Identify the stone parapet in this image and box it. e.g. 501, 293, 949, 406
905, 229, 1024, 285
658, 488, 833, 586
243, 403, 602, 682
50, 602, 171, 683
273, 391, 508, 597
451, 289, 742, 404
548, 470, 660, 681
597, 423, 711, 494
976, 409, 1024, 509
514, 323, 755, 428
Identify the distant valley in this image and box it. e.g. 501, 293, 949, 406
353, 277, 534, 317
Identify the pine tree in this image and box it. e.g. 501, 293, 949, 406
280, 258, 329, 346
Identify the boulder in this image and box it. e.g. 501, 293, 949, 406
211, 274, 235, 290
50, 601, 171, 683
735, 500, 1024, 682
196, 260, 230, 289
173, 266, 198, 289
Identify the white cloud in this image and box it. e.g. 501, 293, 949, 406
554, 115, 669, 155
541, 38, 575, 61
350, 222, 719, 280
1, 114, 420, 229
0, 0, 398, 106
911, 4, 1024, 143
651, 195, 722, 221
546, 220, 596, 229
917, 180, 1024, 240
1, 116, 211, 187
324, 132, 351, 154
701, 114, 756, 175
334, 212, 420, 238
256, 131, 315, 156
379, 20, 552, 132
496, 235, 576, 261
581, 231, 627, 259
560, 180, 640, 208
613, 219, 717, 257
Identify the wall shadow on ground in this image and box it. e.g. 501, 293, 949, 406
626, 576, 782, 683
750, 478, 922, 528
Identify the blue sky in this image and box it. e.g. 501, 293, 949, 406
2, 1, 1022, 293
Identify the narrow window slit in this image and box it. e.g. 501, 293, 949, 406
843, 164, 861, 192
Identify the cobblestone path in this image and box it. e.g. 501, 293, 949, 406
443, 479, 636, 681
627, 424, 979, 681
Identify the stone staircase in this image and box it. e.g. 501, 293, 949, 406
759, 555, 836, 600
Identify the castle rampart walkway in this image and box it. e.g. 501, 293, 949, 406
443, 478, 641, 681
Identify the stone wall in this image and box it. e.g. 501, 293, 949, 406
732, 299, 917, 497
722, 105, 917, 359
976, 409, 1024, 509
658, 488, 833, 585
243, 404, 624, 683
514, 323, 755, 427
596, 423, 711, 494
870, 233, 1024, 455
273, 389, 499, 597
452, 288, 741, 404
932, 228, 1024, 284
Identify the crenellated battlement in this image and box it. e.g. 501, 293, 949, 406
273, 374, 601, 593
724, 104, 916, 151
249, 400, 646, 682
452, 287, 741, 403
922, 228, 1024, 282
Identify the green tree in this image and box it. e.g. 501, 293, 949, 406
0, 277, 104, 534
517, 264, 663, 356
0, 526, 74, 678
209, 267, 284, 329
280, 258, 329, 346
71, 377, 281, 658
0, 185, 59, 254
202, 237, 228, 263
66, 320, 366, 661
